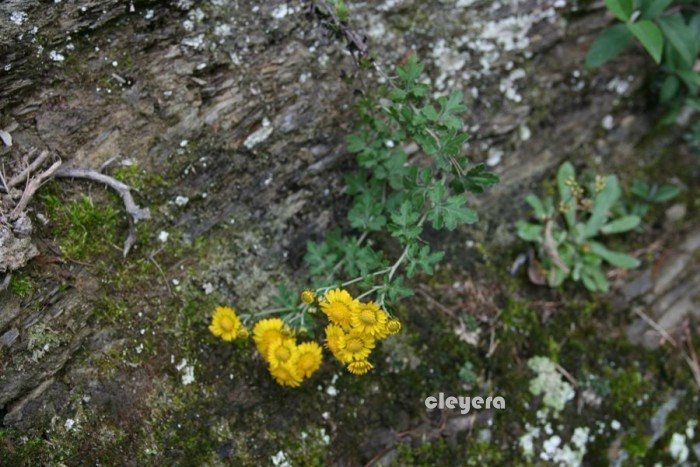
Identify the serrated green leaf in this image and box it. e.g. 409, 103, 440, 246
390, 201, 422, 241
396, 55, 424, 84
348, 192, 387, 231
429, 194, 478, 230
304, 240, 338, 276
384, 277, 414, 302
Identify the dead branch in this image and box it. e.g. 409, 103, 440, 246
10, 159, 63, 220
53, 167, 150, 222
7, 149, 48, 188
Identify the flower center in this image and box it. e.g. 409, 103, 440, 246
346, 338, 363, 353
220, 317, 235, 332
274, 346, 291, 362
359, 308, 376, 325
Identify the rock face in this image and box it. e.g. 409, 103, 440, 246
0, 0, 697, 463
625, 228, 700, 349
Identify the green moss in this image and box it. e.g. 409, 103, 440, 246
9, 273, 34, 298
42, 192, 120, 260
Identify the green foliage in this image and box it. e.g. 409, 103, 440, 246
331, 0, 349, 22
300, 56, 497, 314
586, 0, 700, 121
615, 179, 681, 218
516, 162, 641, 293
42, 193, 120, 260
458, 361, 477, 385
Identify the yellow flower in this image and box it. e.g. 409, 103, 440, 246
338, 329, 375, 363
386, 319, 401, 334
320, 288, 357, 330
267, 338, 299, 368
347, 360, 374, 375
296, 342, 323, 378
324, 324, 347, 361
253, 318, 290, 357
300, 289, 316, 304
253, 318, 291, 359
351, 301, 388, 337
209, 306, 243, 342
269, 362, 303, 388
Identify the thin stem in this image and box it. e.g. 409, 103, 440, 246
356, 286, 381, 301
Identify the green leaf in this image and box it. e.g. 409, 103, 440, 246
304, 240, 338, 276
406, 244, 445, 277
429, 193, 478, 230
346, 133, 367, 153
525, 193, 547, 220
605, 0, 633, 21
659, 75, 679, 103
640, 0, 673, 19
586, 264, 609, 292
548, 265, 569, 287
601, 215, 641, 234
651, 184, 680, 202
586, 25, 633, 68
453, 163, 500, 194
421, 105, 439, 121
273, 283, 299, 309
396, 55, 424, 84
584, 175, 621, 238
383, 277, 414, 303
658, 14, 695, 68
516, 220, 543, 242
589, 241, 641, 269
677, 71, 700, 95
348, 192, 387, 231
627, 20, 664, 64
390, 201, 422, 241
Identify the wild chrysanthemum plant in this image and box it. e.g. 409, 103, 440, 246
516, 162, 641, 292
209, 57, 497, 387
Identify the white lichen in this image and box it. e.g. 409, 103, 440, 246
49, 50, 65, 62
528, 356, 575, 414
271, 450, 291, 467
669, 432, 689, 463
10, 11, 28, 26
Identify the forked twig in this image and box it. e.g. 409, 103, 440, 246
53, 166, 151, 256
10, 159, 63, 219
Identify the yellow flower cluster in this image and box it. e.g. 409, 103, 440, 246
208, 306, 248, 341
321, 288, 401, 375
252, 318, 322, 387
208, 288, 402, 387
